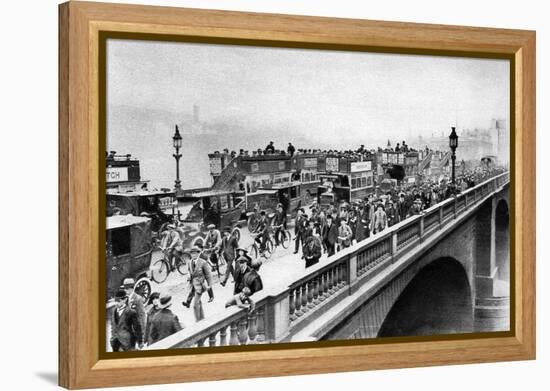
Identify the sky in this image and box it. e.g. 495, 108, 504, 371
107, 38, 509, 147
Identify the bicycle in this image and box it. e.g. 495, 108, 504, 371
271, 224, 291, 249
150, 246, 189, 284
247, 232, 274, 259
247, 210, 261, 233
201, 246, 227, 279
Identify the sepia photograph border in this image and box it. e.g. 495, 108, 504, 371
59, 1, 536, 389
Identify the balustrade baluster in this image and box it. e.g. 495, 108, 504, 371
197, 337, 206, 347
247, 311, 258, 343
237, 317, 249, 345
341, 262, 347, 285
301, 283, 309, 312
319, 273, 327, 301
229, 321, 239, 345
326, 269, 333, 294
313, 275, 320, 304
294, 285, 303, 317
256, 306, 266, 343
307, 280, 315, 308
289, 289, 296, 320
208, 332, 217, 347
219, 326, 227, 346
333, 266, 339, 292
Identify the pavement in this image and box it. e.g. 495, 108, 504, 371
106, 226, 335, 351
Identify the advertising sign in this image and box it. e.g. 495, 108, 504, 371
350, 161, 372, 172
303, 157, 317, 168
325, 157, 339, 172
106, 167, 128, 183
209, 157, 222, 175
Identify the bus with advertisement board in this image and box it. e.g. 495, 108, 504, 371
317, 159, 375, 208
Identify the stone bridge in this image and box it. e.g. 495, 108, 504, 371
148, 172, 509, 349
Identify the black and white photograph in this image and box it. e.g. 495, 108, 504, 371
104, 38, 510, 352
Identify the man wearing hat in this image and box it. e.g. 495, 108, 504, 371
233, 251, 253, 295
182, 246, 214, 322
397, 193, 408, 223
160, 224, 183, 271
293, 208, 307, 255
147, 295, 183, 345
122, 278, 146, 342
373, 203, 388, 234
322, 214, 338, 256
272, 203, 287, 246
220, 227, 239, 287
386, 199, 397, 227
144, 292, 160, 346
252, 210, 270, 254
303, 229, 322, 268
243, 259, 264, 295
109, 289, 143, 351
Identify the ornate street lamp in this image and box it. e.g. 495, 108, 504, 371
172, 125, 183, 195
449, 126, 459, 186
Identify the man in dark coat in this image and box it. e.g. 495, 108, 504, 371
272, 203, 287, 245
233, 253, 253, 295
397, 193, 408, 222
144, 292, 160, 346
110, 289, 143, 351
243, 260, 264, 295
293, 208, 307, 255
303, 233, 322, 268
147, 295, 183, 345
264, 141, 275, 154
122, 278, 146, 343
220, 227, 239, 287
287, 142, 296, 157
322, 214, 338, 256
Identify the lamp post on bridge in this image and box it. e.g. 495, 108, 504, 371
449, 126, 459, 187
172, 125, 183, 196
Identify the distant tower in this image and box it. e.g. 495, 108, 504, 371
193, 104, 200, 124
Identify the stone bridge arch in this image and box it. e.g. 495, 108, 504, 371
322, 256, 473, 340
322, 185, 510, 341
378, 257, 473, 337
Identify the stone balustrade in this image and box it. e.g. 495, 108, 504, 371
147, 171, 509, 350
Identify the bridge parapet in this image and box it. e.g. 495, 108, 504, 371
147, 172, 509, 350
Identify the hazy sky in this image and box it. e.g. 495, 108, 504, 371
107, 39, 509, 145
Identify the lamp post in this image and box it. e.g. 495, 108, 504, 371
449, 126, 459, 186
172, 125, 183, 195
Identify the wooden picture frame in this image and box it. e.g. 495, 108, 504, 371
59, 1, 536, 389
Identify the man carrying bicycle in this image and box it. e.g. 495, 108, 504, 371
253, 211, 270, 254
272, 203, 286, 246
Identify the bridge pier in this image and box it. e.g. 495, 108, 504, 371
473, 197, 510, 332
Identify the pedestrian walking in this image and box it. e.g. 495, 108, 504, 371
303, 231, 322, 268
373, 203, 388, 234
148, 295, 183, 345
220, 227, 239, 287
337, 219, 353, 250
144, 292, 160, 346
122, 278, 146, 343
182, 246, 214, 322
322, 214, 338, 256
109, 289, 143, 352
293, 208, 307, 255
